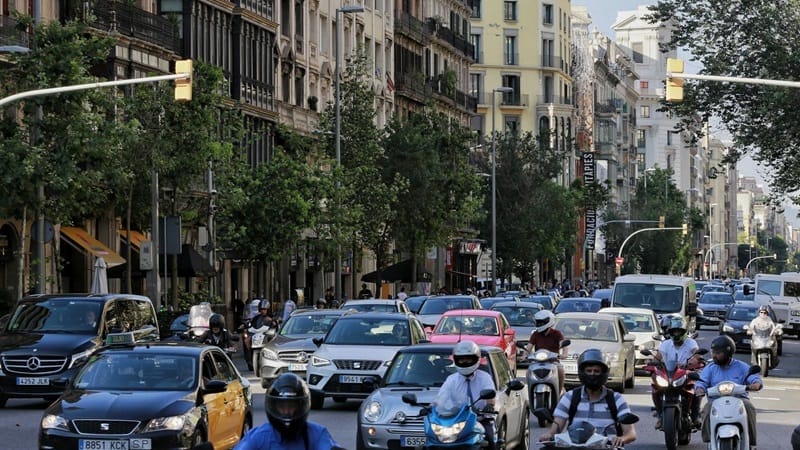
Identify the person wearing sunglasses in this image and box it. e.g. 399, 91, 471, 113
747, 305, 778, 365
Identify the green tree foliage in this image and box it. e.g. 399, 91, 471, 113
647, 1, 800, 199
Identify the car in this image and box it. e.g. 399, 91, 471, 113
39, 334, 253, 450
698, 291, 736, 329
480, 296, 518, 309
404, 295, 429, 314
356, 344, 529, 450
694, 281, 710, 298
719, 302, 783, 356
598, 307, 661, 370
733, 289, 755, 302
591, 288, 613, 307
258, 309, 347, 389
341, 299, 410, 314
0, 293, 159, 407
416, 295, 482, 328
521, 295, 557, 310
162, 313, 190, 341
498, 290, 529, 299
552, 297, 603, 315
489, 301, 543, 363
429, 310, 517, 371
554, 312, 636, 392
306, 312, 427, 408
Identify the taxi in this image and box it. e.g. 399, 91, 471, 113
38, 333, 252, 450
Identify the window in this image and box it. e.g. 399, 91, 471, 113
667, 130, 673, 146
504, 115, 520, 134
470, 73, 483, 100
632, 42, 644, 63
471, 33, 482, 63
501, 74, 520, 104
503, 1, 517, 20
640, 105, 650, 118
543, 4, 553, 24
640, 80, 649, 89
637, 129, 646, 148
469, 0, 481, 18
504, 36, 517, 65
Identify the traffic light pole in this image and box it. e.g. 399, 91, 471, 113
668, 72, 800, 89
616, 226, 684, 271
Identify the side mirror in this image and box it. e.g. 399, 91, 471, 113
560, 339, 571, 348
364, 376, 379, 391
743, 285, 752, 296
640, 349, 653, 357
402, 393, 419, 406
748, 365, 761, 376
505, 379, 525, 393
686, 303, 698, 317
201, 379, 228, 395
312, 337, 323, 347
623, 334, 636, 342
617, 413, 640, 425
696, 348, 709, 356
479, 389, 496, 400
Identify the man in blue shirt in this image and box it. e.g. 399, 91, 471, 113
695, 335, 762, 447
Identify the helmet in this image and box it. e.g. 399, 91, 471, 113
258, 299, 270, 311
266, 373, 310, 436
710, 335, 735, 364
662, 315, 688, 344
758, 305, 769, 314
533, 310, 555, 333
577, 348, 609, 390
453, 340, 481, 376
209, 314, 225, 330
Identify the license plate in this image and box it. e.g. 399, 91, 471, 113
79, 440, 130, 450
252, 335, 265, 346
129, 440, 151, 450
401, 436, 426, 447
339, 375, 365, 384
562, 362, 577, 373
742, 339, 750, 344
288, 363, 307, 371
17, 377, 49, 386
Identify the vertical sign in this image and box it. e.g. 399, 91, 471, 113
582, 152, 596, 250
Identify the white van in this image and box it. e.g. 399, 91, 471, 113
610, 274, 698, 332
751, 272, 800, 329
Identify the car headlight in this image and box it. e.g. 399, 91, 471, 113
311, 355, 330, 366
431, 421, 466, 443
41, 414, 69, 431
261, 348, 278, 360
363, 401, 381, 422
791, 310, 800, 316
655, 375, 669, 387
143, 415, 187, 432
722, 324, 736, 333
68, 349, 94, 369
603, 352, 620, 363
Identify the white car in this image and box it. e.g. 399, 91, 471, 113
306, 312, 427, 409
599, 307, 662, 369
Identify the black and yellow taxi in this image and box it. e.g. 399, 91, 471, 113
38, 333, 252, 450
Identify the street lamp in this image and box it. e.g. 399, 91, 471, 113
334, 4, 364, 302
490, 86, 513, 293
745, 254, 777, 276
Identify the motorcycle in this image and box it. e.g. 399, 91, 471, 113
249, 322, 276, 377
185, 303, 214, 343
534, 408, 639, 449
640, 348, 707, 450
689, 365, 760, 450
518, 339, 571, 427
744, 323, 782, 377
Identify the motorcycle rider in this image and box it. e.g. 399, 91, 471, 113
747, 305, 777, 365
202, 313, 234, 350
539, 348, 637, 448
235, 373, 341, 450
695, 335, 762, 448
526, 310, 567, 392
243, 299, 275, 370
437, 340, 497, 450
652, 315, 702, 429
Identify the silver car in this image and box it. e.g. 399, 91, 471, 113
489, 301, 543, 364
357, 344, 529, 450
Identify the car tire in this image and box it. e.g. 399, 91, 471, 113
497, 419, 507, 450
516, 408, 530, 450
625, 365, 635, 389
240, 415, 252, 439
778, 340, 783, 356
310, 391, 324, 410
0, 394, 7, 408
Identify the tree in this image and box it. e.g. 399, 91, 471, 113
647, 1, 800, 199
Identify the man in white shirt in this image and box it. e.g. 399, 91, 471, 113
396, 287, 408, 301
652, 315, 702, 429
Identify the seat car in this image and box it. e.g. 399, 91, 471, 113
416, 295, 482, 328
258, 309, 347, 388
598, 307, 661, 370
429, 310, 517, 371
720, 302, 782, 356
38, 334, 252, 450
356, 344, 528, 450
554, 312, 636, 392
341, 299, 410, 314
307, 312, 427, 409
697, 291, 735, 329
0, 294, 159, 407
552, 298, 603, 315
489, 301, 543, 363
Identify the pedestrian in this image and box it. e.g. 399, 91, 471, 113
282, 295, 297, 322
396, 286, 408, 301
358, 283, 373, 299
325, 287, 335, 305
231, 296, 245, 330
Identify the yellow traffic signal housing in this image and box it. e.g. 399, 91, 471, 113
659, 216, 665, 228
681, 223, 688, 235
174, 59, 193, 102
666, 58, 684, 103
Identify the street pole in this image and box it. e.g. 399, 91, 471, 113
745, 254, 776, 277
491, 87, 512, 293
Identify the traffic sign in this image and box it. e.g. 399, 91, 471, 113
615, 257, 624, 266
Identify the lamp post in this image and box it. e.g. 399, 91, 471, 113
745, 254, 776, 277
707, 202, 717, 279
490, 86, 513, 293
334, 4, 364, 303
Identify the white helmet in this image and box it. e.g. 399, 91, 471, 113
453, 340, 481, 376
533, 310, 555, 333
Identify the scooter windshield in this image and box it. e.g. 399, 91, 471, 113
188, 303, 213, 328
433, 389, 470, 418
664, 357, 678, 374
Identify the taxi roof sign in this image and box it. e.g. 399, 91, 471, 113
105, 332, 137, 346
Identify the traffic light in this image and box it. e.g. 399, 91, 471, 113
659, 215, 665, 228
174, 59, 193, 102
681, 223, 688, 235
666, 58, 684, 103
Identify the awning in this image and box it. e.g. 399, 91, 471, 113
120, 230, 146, 250
361, 259, 433, 283
61, 227, 125, 268
159, 244, 215, 278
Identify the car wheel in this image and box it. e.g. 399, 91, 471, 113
0, 394, 7, 408
240, 415, 252, 439
496, 419, 507, 450
310, 391, 324, 410
625, 362, 635, 389
778, 340, 783, 356
516, 408, 530, 450
191, 428, 205, 448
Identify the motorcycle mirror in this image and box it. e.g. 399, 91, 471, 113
617, 413, 639, 425
640, 349, 653, 356
748, 365, 761, 376
560, 339, 571, 348
652, 333, 665, 341
312, 337, 324, 347
479, 389, 496, 400
401, 393, 419, 406
743, 285, 752, 296
267, 329, 276, 338
532, 407, 554, 424
687, 371, 700, 381
695, 348, 709, 355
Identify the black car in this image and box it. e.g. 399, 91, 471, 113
39, 336, 253, 450
552, 298, 603, 315
720, 302, 782, 356
698, 292, 735, 329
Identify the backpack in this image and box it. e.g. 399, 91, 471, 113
567, 386, 622, 435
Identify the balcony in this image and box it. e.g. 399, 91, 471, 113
0, 15, 29, 49
504, 52, 519, 66
479, 92, 528, 107
538, 95, 572, 105
426, 18, 474, 60
394, 12, 429, 45
595, 100, 618, 115
541, 55, 565, 70
89, 0, 181, 54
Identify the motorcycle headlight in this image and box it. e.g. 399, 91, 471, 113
143, 415, 187, 432
534, 351, 549, 362
68, 349, 94, 369
261, 348, 278, 360
717, 382, 735, 396
430, 421, 466, 443
363, 401, 381, 422
722, 324, 735, 333
41, 414, 69, 431
655, 375, 669, 387
673, 375, 687, 387
311, 355, 330, 366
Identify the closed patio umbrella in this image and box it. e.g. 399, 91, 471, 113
91, 257, 109, 294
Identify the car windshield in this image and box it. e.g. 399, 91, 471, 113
74, 353, 197, 391
7, 300, 102, 333
325, 318, 411, 345
727, 307, 758, 321
523, 296, 553, 309
281, 313, 338, 337
492, 306, 538, 326
405, 296, 427, 314
418, 297, 474, 315
383, 351, 456, 387
733, 291, 754, 301
553, 299, 600, 314
435, 315, 498, 335
616, 313, 655, 332
700, 294, 734, 305
612, 283, 684, 313
343, 303, 397, 313
554, 318, 618, 342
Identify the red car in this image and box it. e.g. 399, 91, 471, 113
429, 310, 517, 371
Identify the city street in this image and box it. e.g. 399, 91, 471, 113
3, 329, 799, 449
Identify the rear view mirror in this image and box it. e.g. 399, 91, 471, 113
560, 339, 571, 348
640, 349, 653, 357
743, 285, 752, 296
505, 379, 525, 393
748, 365, 761, 376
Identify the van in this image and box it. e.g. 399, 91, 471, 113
751, 272, 800, 327
0, 294, 159, 407
610, 274, 698, 332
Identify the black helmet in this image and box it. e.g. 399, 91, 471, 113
259, 299, 270, 311
710, 335, 735, 363
209, 313, 224, 330
577, 348, 609, 390
266, 373, 311, 436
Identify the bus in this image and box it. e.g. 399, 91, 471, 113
610, 274, 698, 332
752, 272, 800, 328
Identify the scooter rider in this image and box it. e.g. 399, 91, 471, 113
526, 310, 567, 392
202, 313, 234, 350
695, 335, 762, 448
539, 349, 637, 448
652, 315, 703, 429
437, 340, 497, 450
235, 373, 341, 450
747, 305, 777, 365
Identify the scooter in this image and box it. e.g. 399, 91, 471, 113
689, 365, 761, 450
248, 323, 276, 377
402, 388, 497, 450
745, 323, 782, 377
533, 408, 639, 449
185, 303, 214, 342
519, 340, 571, 427
640, 348, 707, 450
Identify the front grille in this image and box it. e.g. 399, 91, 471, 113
278, 350, 313, 361
2, 355, 68, 375
390, 416, 425, 427
73, 419, 140, 435
334, 360, 382, 370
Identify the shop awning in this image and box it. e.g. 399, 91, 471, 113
120, 229, 147, 250
361, 259, 432, 284
60, 227, 126, 268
